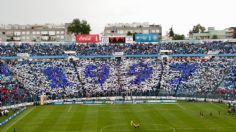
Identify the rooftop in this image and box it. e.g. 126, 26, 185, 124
105, 22, 159, 28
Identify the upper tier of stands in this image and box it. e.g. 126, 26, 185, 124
0, 41, 236, 57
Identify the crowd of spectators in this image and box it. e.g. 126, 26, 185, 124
160, 42, 236, 54
0, 57, 236, 104
0, 43, 159, 56
0, 61, 29, 105
1, 41, 236, 105
160, 57, 234, 96
0, 41, 236, 56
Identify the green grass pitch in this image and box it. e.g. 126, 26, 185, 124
1, 102, 236, 132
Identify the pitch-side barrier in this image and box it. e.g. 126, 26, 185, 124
0, 96, 232, 110
0, 107, 26, 126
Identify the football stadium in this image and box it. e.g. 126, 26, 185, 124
1, 0, 236, 132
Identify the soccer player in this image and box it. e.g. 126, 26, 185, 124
130, 120, 140, 129
210, 112, 213, 116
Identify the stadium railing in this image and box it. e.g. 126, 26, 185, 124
2, 54, 236, 59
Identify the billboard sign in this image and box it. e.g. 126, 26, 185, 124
101, 37, 109, 44
109, 37, 125, 43
134, 34, 159, 42
76, 34, 100, 43
233, 28, 236, 38
125, 36, 133, 43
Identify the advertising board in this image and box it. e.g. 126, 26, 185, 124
134, 34, 159, 42
76, 34, 100, 43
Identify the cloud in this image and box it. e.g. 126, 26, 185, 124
0, 0, 235, 35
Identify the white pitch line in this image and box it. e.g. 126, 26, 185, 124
2, 107, 36, 132
68, 106, 72, 112
176, 103, 186, 110
176, 127, 236, 130
210, 103, 225, 110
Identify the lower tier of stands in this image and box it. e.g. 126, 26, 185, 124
1, 55, 236, 106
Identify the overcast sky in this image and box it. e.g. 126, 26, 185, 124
0, 0, 235, 35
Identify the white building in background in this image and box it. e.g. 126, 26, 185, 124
190, 27, 236, 40
0, 23, 73, 42
104, 22, 162, 37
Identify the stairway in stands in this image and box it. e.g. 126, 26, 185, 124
115, 59, 123, 96
69, 59, 83, 85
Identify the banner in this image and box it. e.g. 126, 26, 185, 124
109, 37, 125, 43
134, 34, 159, 42
17, 53, 30, 58
101, 37, 109, 44
113, 52, 124, 57
234, 28, 236, 38
126, 36, 133, 43
76, 34, 100, 43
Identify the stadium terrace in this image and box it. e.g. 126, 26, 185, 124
0, 41, 236, 105
1, 40, 236, 131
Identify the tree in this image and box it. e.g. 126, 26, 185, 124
169, 27, 174, 37
191, 24, 206, 33
173, 34, 185, 40
127, 31, 133, 36
189, 30, 193, 36
67, 18, 91, 35
212, 35, 218, 39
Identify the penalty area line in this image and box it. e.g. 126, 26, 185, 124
68, 106, 72, 112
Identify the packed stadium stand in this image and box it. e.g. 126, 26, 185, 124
1, 41, 236, 56
1, 41, 236, 106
